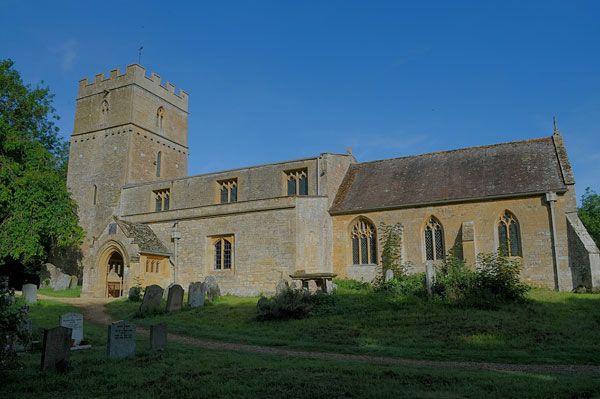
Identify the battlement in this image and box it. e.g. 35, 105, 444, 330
77, 64, 188, 110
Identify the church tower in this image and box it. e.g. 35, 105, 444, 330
66, 64, 189, 249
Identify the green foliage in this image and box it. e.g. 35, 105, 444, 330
377, 272, 427, 297
579, 187, 600, 248
256, 287, 314, 320
0, 59, 83, 269
378, 222, 404, 276
128, 286, 143, 302
0, 278, 29, 373
434, 255, 476, 301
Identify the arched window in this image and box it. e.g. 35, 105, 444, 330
498, 211, 522, 257
351, 218, 377, 265
156, 107, 165, 131
424, 217, 445, 261
156, 151, 162, 177
100, 100, 109, 124
93, 184, 97, 205
214, 237, 233, 270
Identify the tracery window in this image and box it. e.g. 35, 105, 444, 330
498, 211, 522, 257
219, 179, 238, 203
214, 236, 233, 270
286, 169, 308, 196
153, 189, 170, 212
424, 217, 445, 261
351, 218, 377, 265
156, 107, 165, 131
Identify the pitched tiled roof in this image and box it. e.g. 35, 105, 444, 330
330, 136, 568, 214
116, 220, 171, 255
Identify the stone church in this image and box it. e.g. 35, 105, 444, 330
66, 64, 600, 298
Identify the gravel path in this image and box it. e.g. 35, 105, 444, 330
39, 295, 600, 377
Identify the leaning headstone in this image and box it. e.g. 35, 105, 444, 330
150, 323, 167, 351
59, 312, 83, 346
139, 285, 163, 314
41, 326, 71, 371
275, 279, 288, 295
69, 275, 78, 289
22, 283, 38, 304
384, 269, 394, 282
107, 320, 136, 359
188, 282, 205, 308
204, 276, 221, 302
166, 284, 184, 312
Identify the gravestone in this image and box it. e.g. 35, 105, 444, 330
188, 282, 205, 308
59, 312, 83, 346
13, 317, 32, 352
22, 283, 37, 304
150, 323, 167, 351
53, 274, 71, 291
41, 326, 71, 371
324, 279, 335, 294
384, 269, 394, 282
140, 285, 163, 314
166, 284, 184, 312
275, 279, 288, 295
307, 280, 318, 294
69, 275, 78, 289
107, 320, 136, 359
425, 261, 435, 298
163, 283, 174, 300
204, 276, 221, 302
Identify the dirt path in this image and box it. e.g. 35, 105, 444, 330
40, 295, 600, 377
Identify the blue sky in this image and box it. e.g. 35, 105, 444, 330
1, 1, 599, 198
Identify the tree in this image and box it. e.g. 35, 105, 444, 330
0, 59, 83, 272
579, 187, 600, 248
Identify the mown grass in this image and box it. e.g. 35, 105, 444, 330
106, 283, 600, 365
3, 299, 599, 398
37, 286, 81, 298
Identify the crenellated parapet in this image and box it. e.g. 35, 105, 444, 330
78, 64, 188, 111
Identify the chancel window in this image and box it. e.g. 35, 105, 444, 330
219, 179, 238, 203
498, 211, 522, 257
286, 169, 308, 196
214, 236, 234, 270
351, 219, 377, 265
153, 189, 170, 212
424, 217, 445, 261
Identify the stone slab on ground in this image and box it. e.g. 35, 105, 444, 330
107, 320, 136, 359
59, 312, 84, 346
166, 284, 184, 312
41, 326, 72, 371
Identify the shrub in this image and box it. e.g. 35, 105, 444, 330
256, 287, 314, 321
128, 286, 142, 302
474, 253, 529, 302
434, 255, 476, 301
378, 273, 427, 297
0, 278, 29, 373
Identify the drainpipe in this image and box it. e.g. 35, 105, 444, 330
545, 192, 560, 291
171, 222, 181, 284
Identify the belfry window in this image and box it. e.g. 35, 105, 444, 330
214, 236, 234, 270
286, 169, 308, 196
351, 218, 377, 265
424, 217, 445, 261
498, 211, 522, 257
219, 179, 238, 203
156, 151, 162, 177
156, 107, 165, 131
100, 100, 109, 124
153, 189, 170, 212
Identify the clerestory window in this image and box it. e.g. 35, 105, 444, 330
286, 169, 308, 196
153, 189, 170, 212
218, 179, 238, 204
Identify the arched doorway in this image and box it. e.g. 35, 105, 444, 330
105, 251, 125, 298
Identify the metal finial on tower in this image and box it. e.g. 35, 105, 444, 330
553, 116, 560, 135
138, 46, 144, 64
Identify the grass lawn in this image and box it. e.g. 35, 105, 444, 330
37, 286, 81, 298
2, 299, 599, 398
106, 283, 600, 365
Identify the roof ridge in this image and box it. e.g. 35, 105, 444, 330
355, 136, 552, 167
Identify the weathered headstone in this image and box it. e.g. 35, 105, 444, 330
59, 312, 84, 346
425, 261, 435, 298
384, 269, 394, 282
139, 285, 163, 314
69, 275, 78, 289
166, 284, 184, 312
188, 282, 205, 308
54, 274, 71, 291
163, 283, 174, 300
150, 323, 167, 351
22, 283, 38, 304
41, 326, 71, 371
204, 276, 221, 302
275, 279, 288, 295
324, 279, 335, 294
107, 320, 136, 359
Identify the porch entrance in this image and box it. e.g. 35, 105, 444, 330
106, 251, 125, 298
